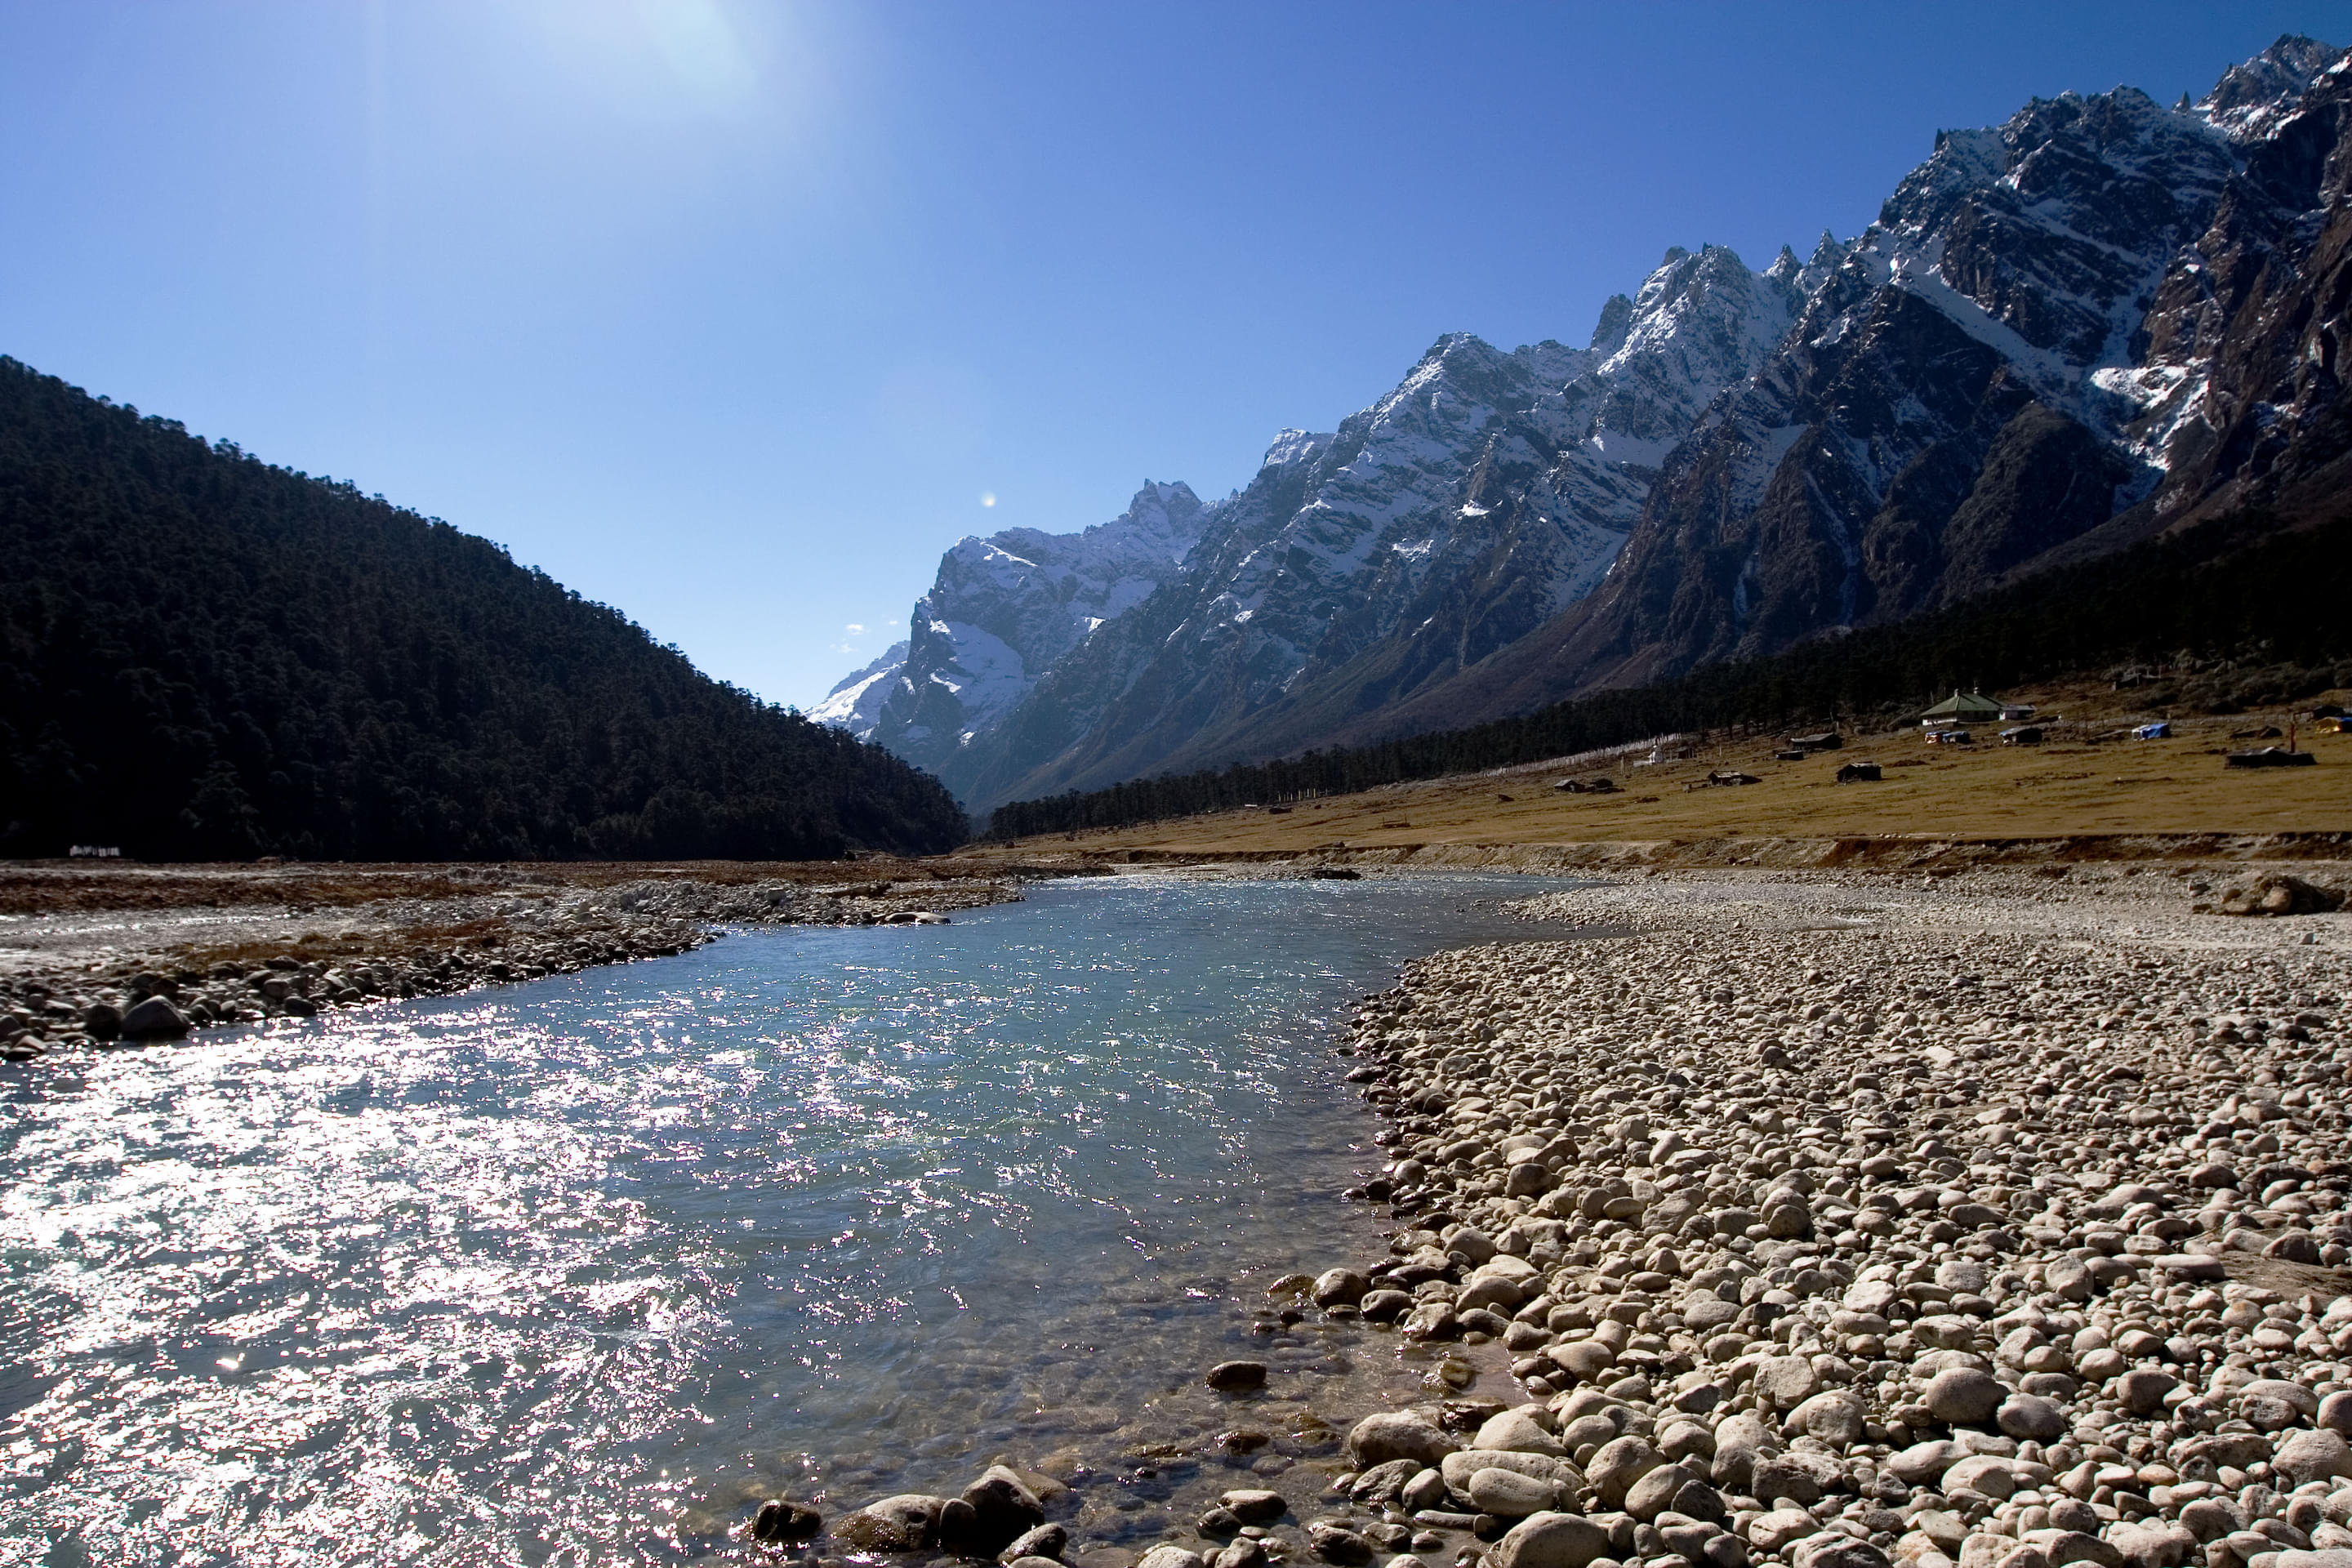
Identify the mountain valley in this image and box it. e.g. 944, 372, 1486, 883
825, 37, 2352, 814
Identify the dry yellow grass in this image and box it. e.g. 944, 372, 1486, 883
981, 679, 2352, 858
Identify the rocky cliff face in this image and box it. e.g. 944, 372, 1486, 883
1354, 34, 2350, 736
809, 481, 1210, 783
2125, 44, 2352, 525
826, 37, 2350, 809
911, 246, 1802, 807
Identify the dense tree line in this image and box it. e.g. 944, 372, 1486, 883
0, 358, 968, 860
986, 508, 2352, 840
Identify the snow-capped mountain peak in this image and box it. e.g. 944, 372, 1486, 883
2198, 33, 2341, 140
827, 238, 1815, 807
829, 479, 1215, 772
805, 641, 908, 737
817, 35, 2350, 814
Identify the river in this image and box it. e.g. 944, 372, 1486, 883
0, 871, 1581, 1566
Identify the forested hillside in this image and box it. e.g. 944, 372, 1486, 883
985, 507, 2352, 839
0, 359, 968, 860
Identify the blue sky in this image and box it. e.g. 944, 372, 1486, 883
4, 2, 2349, 709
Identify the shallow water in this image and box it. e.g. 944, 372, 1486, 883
0, 871, 1579, 1566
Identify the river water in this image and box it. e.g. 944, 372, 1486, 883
0, 871, 1578, 1566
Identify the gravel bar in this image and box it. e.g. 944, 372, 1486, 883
797, 862, 2352, 1568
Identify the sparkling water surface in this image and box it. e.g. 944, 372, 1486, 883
0, 871, 1579, 1566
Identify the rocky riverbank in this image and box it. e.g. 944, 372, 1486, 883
795, 862, 2352, 1568
0, 860, 1043, 1060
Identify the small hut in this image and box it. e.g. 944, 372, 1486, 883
1919, 690, 2006, 729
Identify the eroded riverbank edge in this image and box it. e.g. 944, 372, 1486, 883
0, 856, 1087, 1057
798, 861, 2352, 1568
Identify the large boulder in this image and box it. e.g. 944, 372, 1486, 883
1206, 1361, 1268, 1392
1548, 1340, 1616, 1382
1622, 1463, 1692, 1521
1466, 1468, 1566, 1517
961, 1466, 1046, 1555
2020, 1530, 2120, 1568
1490, 1512, 1610, 1568
1995, 1395, 2067, 1444
2114, 1370, 2177, 1417
1754, 1356, 1821, 1409
834, 1494, 958, 1552
1750, 1511, 1823, 1552
1792, 1537, 1895, 1568
1942, 1456, 2017, 1501
2265, 1231, 2324, 1264
1788, 1392, 1865, 1447
2176, 1433, 2272, 1473
1683, 1294, 1742, 1331
1346, 1412, 1458, 1469
1709, 1411, 1780, 1490
1846, 1280, 1900, 1315
1003, 1524, 1070, 1563
1349, 1459, 1420, 1504
1313, 1269, 1371, 1307
2276, 1430, 2352, 1486
2217, 874, 2345, 916
750, 1499, 822, 1544
1459, 1272, 1533, 1312
2243, 1379, 2319, 1418
1924, 1368, 2007, 1427
1752, 1451, 1843, 1508
1710, 1411, 1776, 1462
120, 996, 190, 1039
1439, 1450, 1579, 1494
1305, 1523, 1373, 1566
2103, 1522, 2196, 1568
1585, 1436, 1664, 1508
1505, 1161, 1554, 1198
1887, 1441, 1967, 1486
2042, 1257, 2094, 1302
1475, 1409, 1566, 1456
1447, 1227, 1499, 1265
1626, 1466, 1725, 1526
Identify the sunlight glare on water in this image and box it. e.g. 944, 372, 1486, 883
0, 872, 1579, 1565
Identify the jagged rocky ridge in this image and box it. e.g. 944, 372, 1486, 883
831, 246, 1806, 808
1368, 38, 2352, 733
812, 482, 1214, 785
826, 38, 2352, 812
